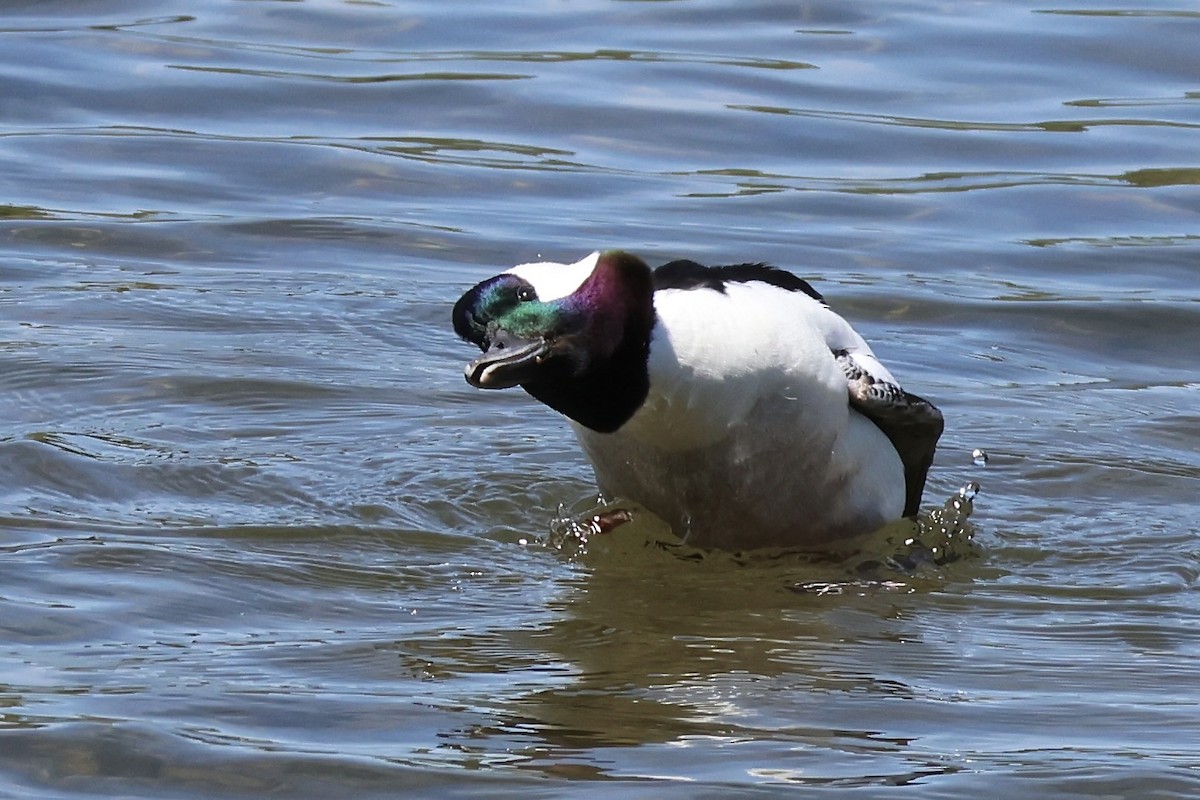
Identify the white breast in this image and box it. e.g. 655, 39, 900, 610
572, 280, 906, 549
627, 281, 849, 449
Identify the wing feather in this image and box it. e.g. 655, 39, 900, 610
835, 349, 943, 516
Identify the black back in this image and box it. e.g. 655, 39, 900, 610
653, 260, 825, 304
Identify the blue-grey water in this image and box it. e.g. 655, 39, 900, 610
2, 1, 1198, 797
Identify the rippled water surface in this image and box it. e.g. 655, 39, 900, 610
2, 1, 1199, 797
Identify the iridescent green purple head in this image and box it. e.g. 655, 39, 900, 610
452, 251, 655, 433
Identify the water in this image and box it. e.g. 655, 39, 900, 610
2, 1, 1198, 797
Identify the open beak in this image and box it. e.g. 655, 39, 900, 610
464, 334, 551, 389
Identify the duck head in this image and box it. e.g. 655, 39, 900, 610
452, 251, 655, 433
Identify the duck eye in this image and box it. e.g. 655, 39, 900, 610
516, 287, 535, 302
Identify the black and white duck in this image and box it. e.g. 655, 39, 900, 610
452, 250, 944, 550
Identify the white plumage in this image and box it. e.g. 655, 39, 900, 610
507, 252, 600, 302
579, 276, 903, 549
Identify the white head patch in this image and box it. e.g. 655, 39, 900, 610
506, 251, 600, 301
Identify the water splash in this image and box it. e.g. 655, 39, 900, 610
542, 482, 982, 585
793, 481, 983, 594
544, 494, 641, 555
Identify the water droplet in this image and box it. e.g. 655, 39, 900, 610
971, 448, 989, 466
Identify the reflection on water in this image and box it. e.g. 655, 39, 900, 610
447, 484, 988, 784
2, 0, 1199, 798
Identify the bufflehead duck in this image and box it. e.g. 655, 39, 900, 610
452, 251, 943, 550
